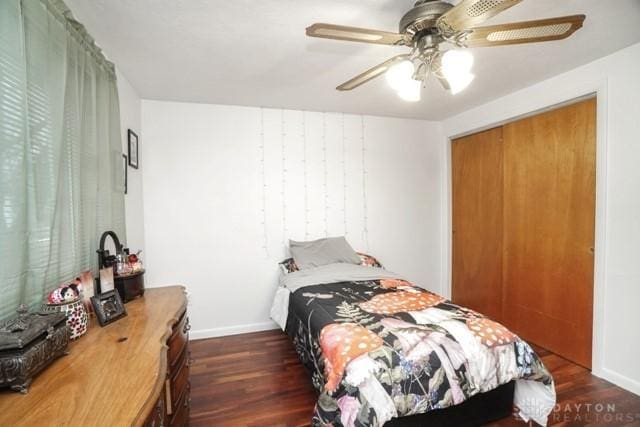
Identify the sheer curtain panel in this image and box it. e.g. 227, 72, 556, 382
0, 0, 126, 320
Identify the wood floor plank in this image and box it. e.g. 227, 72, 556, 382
189, 330, 640, 426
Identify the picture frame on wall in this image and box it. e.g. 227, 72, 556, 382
128, 129, 139, 169
122, 154, 128, 195
90, 290, 127, 327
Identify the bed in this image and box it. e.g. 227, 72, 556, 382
271, 252, 555, 427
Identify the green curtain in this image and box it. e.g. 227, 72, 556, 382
0, 0, 126, 320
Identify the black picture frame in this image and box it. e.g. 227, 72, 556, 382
128, 129, 139, 169
122, 154, 128, 195
90, 290, 127, 326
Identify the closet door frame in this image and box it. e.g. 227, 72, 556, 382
442, 83, 609, 378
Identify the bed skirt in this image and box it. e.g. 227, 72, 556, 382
384, 380, 515, 426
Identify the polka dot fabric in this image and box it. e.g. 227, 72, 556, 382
359, 291, 445, 315
466, 318, 517, 348
379, 279, 412, 289
319, 323, 383, 392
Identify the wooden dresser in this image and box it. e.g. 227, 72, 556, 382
0, 286, 190, 427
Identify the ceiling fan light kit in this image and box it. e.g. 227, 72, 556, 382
306, 0, 585, 102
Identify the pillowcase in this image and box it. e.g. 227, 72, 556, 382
289, 237, 362, 270
279, 252, 384, 275
279, 257, 300, 275
358, 253, 383, 269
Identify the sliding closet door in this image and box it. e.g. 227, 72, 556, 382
452, 127, 504, 321
502, 98, 596, 368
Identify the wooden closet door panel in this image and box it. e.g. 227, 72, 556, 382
503, 98, 596, 368
452, 127, 504, 321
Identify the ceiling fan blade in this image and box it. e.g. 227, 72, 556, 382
462, 15, 585, 47
337, 55, 410, 91
438, 0, 522, 33
306, 23, 408, 46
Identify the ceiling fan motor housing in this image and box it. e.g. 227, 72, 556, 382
400, 0, 454, 39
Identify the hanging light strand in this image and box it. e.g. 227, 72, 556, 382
259, 107, 269, 257
302, 111, 309, 240
361, 115, 370, 251
281, 109, 287, 245
322, 112, 329, 237
342, 113, 348, 237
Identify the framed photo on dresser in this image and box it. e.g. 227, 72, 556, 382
91, 290, 127, 326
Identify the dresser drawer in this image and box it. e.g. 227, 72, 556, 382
170, 383, 190, 427
170, 348, 190, 410
168, 311, 189, 366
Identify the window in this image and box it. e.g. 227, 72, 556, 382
0, 0, 125, 319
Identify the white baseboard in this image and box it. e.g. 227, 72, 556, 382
596, 367, 640, 396
190, 321, 279, 340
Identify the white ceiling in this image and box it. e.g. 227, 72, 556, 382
65, 0, 640, 120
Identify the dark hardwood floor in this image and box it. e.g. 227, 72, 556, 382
189, 330, 640, 427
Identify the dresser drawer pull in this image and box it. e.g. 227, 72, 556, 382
183, 322, 191, 333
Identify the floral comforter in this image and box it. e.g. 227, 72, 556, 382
284, 272, 555, 427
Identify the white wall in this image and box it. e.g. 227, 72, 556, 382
116, 70, 145, 254
442, 42, 640, 395
141, 101, 444, 338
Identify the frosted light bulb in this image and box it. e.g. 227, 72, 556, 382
442, 49, 474, 73
397, 79, 421, 102
449, 72, 475, 95
441, 50, 475, 95
385, 60, 415, 91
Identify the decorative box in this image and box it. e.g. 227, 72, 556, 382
41, 299, 88, 339
0, 305, 71, 393
114, 270, 145, 303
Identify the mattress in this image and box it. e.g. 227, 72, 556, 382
271, 263, 555, 427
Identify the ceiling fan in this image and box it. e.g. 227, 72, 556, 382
306, 0, 585, 101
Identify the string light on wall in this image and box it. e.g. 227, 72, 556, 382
342, 113, 348, 237
281, 109, 287, 245
361, 115, 370, 251
302, 111, 309, 240
257, 108, 371, 253
322, 112, 329, 237
259, 107, 269, 257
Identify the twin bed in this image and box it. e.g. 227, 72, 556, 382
271, 240, 555, 427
